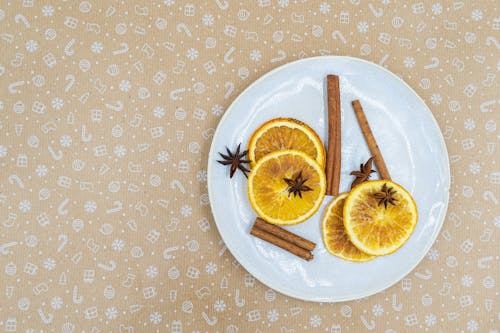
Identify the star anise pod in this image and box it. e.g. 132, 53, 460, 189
372, 183, 398, 209
283, 171, 313, 198
350, 156, 375, 189
217, 143, 251, 178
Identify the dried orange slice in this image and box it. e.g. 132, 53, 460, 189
322, 193, 376, 262
248, 150, 326, 225
343, 180, 418, 256
248, 118, 326, 169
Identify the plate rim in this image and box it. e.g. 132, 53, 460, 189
207, 55, 451, 302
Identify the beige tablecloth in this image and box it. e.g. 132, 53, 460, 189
0, 1, 498, 332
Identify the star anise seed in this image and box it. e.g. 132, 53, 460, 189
217, 143, 251, 178
350, 156, 375, 189
372, 183, 398, 209
283, 171, 313, 198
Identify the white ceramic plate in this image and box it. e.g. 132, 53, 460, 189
207, 56, 450, 302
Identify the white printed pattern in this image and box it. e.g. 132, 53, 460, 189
0, 1, 498, 332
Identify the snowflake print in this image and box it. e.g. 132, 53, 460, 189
84, 201, 97, 213
214, 299, 226, 312
164, 0, 174, 6
471, 9, 483, 21
91, 42, 104, 54
212, 104, 224, 116
250, 50, 262, 62
25, 40, 38, 52
467, 320, 479, 332
50, 296, 63, 310
372, 304, 384, 317
18, 200, 31, 213
153, 106, 165, 118
105, 307, 118, 320
462, 274, 473, 287
150, 312, 162, 324
319, 2, 331, 14
0, 145, 7, 157
469, 162, 480, 174
196, 170, 207, 182
267, 309, 279, 322
310, 315, 321, 328
205, 262, 217, 275
202, 14, 214, 26
42, 5, 54, 16
146, 265, 158, 278
112, 239, 125, 251
119, 80, 131, 92
186, 48, 199, 60
52, 98, 64, 110
430, 93, 442, 105
424, 313, 436, 327
357, 21, 369, 33
114, 145, 127, 157
464, 118, 476, 131
43, 258, 56, 270
157, 151, 169, 163
403, 56, 416, 68
427, 248, 439, 261
278, 0, 289, 7
181, 205, 192, 217
35, 164, 48, 177
431, 3, 442, 15
60, 135, 72, 147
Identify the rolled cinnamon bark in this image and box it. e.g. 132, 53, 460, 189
250, 226, 313, 261
326, 75, 342, 196
351, 100, 391, 180
253, 217, 316, 251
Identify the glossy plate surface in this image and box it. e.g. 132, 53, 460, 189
207, 56, 450, 302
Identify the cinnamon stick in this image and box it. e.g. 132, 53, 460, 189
250, 226, 313, 261
253, 217, 316, 251
326, 75, 342, 196
351, 100, 391, 180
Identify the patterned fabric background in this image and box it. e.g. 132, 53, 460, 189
0, 1, 498, 332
